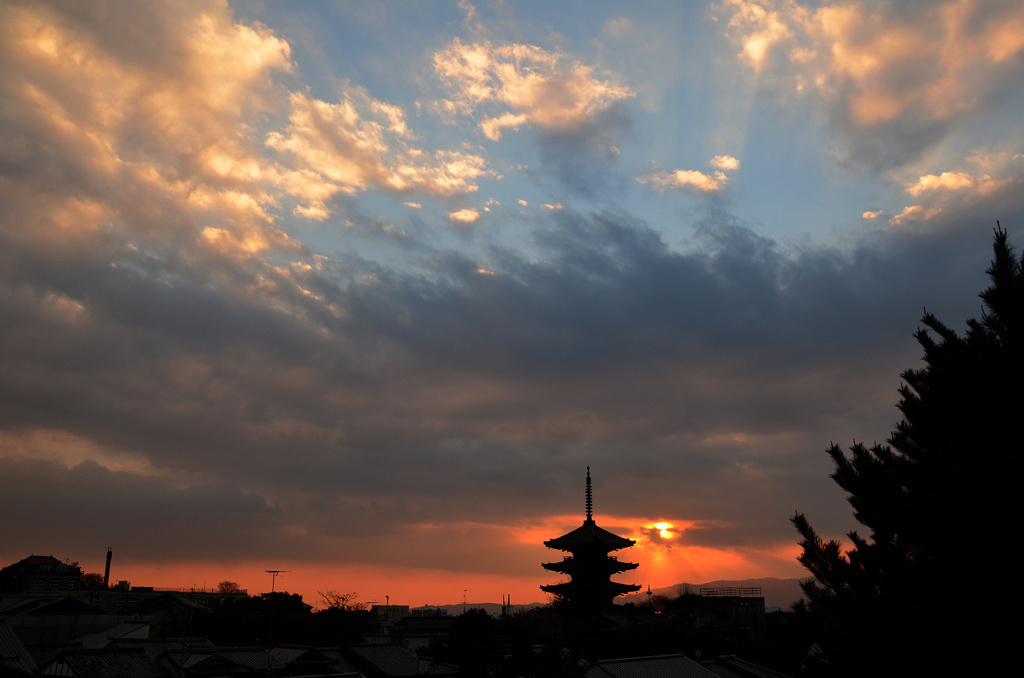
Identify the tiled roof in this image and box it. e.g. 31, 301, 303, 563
349, 644, 458, 676
103, 637, 214, 660
699, 655, 794, 678
42, 648, 164, 678
7, 554, 63, 568
167, 646, 284, 672
0, 619, 37, 675
271, 645, 361, 673
586, 654, 720, 678
0, 595, 102, 616
79, 622, 151, 648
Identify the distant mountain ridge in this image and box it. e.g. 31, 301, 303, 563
415, 578, 806, 616
620, 577, 806, 610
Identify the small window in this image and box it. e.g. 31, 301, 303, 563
49, 578, 59, 589
33, 578, 43, 589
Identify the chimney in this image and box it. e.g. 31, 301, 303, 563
103, 547, 112, 588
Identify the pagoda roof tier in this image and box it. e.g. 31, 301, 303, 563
542, 557, 639, 575
540, 580, 641, 596
544, 519, 635, 551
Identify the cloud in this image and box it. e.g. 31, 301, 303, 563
0, 0, 325, 290
637, 164, 730, 194
889, 204, 943, 226
714, 0, 1024, 171
710, 155, 742, 171
905, 170, 1009, 197
906, 171, 975, 196
457, 0, 479, 27
1, 0, 498, 266
0, 456, 285, 561
717, 0, 799, 73
449, 208, 481, 224
433, 38, 634, 146
892, 154, 1021, 225
267, 91, 493, 215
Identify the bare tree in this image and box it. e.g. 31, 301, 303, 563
216, 580, 243, 594
318, 589, 366, 611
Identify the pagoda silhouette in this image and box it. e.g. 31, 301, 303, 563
541, 467, 640, 610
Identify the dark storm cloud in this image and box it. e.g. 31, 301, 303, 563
347, 207, 974, 377
0, 456, 284, 560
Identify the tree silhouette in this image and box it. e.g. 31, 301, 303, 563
216, 580, 242, 594
317, 589, 367, 611
793, 226, 1023, 676
80, 572, 105, 590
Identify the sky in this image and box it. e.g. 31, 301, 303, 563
1, 0, 1023, 609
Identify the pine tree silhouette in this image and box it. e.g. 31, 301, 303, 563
793, 226, 1023, 676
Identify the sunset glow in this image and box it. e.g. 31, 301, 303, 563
74, 516, 808, 609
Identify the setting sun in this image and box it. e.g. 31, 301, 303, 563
654, 522, 675, 539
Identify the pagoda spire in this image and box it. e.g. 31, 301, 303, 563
585, 466, 592, 520
541, 467, 640, 610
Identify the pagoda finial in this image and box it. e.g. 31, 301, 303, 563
585, 466, 593, 520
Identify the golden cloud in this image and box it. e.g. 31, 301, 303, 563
637, 163, 731, 194
717, 0, 1024, 128
710, 155, 742, 170
434, 38, 634, 141
267, 91, 493, 216
889, 204, 942, 226
1, 0, 294, 259
4, 0, 500, 267
718, 0, 801, 73
905, 170, 1009, 197
449, 208, 481, 224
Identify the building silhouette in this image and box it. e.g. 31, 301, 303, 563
541, 467, 640, 611
0, 554, 82, 595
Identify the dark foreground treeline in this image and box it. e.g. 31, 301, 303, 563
195, 591, 377, 647
173, 590, 809, 677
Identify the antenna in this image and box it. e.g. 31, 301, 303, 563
264, 569, 290, 592
585, 466, 593, 520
